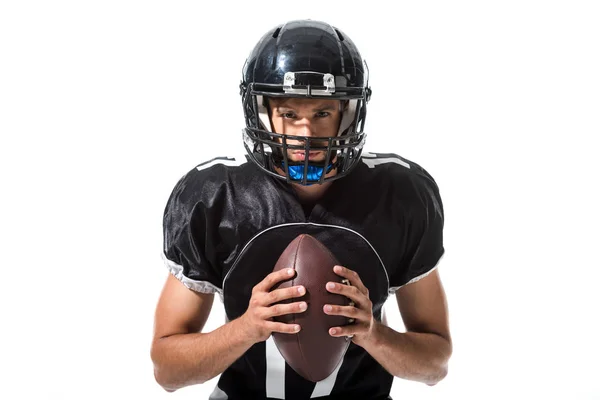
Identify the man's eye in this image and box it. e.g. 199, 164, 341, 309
282, 112, 296, 119
316, 111, 330, 118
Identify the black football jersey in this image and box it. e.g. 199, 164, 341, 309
162, 152, 445, 400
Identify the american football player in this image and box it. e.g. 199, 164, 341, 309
151, 19, 452, 399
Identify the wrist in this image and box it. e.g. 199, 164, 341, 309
231, 313, 260, 346
357, 320, 385, 350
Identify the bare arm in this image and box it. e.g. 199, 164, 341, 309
362, 269, 452, 385
150, 270, 306, 392
324, 266, 452, 386
150, 274, 251, 391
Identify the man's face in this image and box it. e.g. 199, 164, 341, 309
268, 97, 343, 163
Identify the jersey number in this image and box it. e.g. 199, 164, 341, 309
265, 336, 343, 398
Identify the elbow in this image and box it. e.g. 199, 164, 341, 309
151, 345, 193, 392
153, 367, 180, 393
155, 374, 210, 392
151, 354, 210, 391
425, 364, 448, 386
153, 365, 210, 392
425, 338, 452, 386
151, 345, 174, 391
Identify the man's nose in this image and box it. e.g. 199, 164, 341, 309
298, 118, 315, 136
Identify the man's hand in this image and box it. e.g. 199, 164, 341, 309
323, 265, 376, 347
240, 268, 308, 343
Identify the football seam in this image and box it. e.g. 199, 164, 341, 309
294, 235, 314, 382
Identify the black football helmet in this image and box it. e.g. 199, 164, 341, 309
240, 20, 372, 185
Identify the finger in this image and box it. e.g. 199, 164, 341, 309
333, 265, 369, 295
254, 268, 295, 293
266, 321, 301, 334
323, 304, 366, 323
326, 281, 366, 308
265, 301, 308, 318
328, 325, 359, 338
265, 285, 306, 306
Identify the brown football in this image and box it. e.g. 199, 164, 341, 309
271, 234, 353, 382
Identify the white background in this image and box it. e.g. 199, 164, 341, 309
1, 1, 599, 399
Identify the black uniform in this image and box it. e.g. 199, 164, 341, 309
162, 151, 445, 400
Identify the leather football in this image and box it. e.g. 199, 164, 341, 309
271, 234, 353, 382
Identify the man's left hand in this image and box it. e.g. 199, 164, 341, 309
324, 265, 378, 346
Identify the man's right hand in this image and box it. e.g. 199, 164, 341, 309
240, 268, 307, 343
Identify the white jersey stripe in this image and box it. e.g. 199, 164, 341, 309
265, 336, 286, 399
362, 157, 410, 169
196, 157, 245, 171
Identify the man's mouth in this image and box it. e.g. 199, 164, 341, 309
292, 151, 324, 161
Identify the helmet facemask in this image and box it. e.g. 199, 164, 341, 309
241, 71, 370, 185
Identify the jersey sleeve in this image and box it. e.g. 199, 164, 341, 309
389, 167, 445, 291
162, 170, 223, 295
